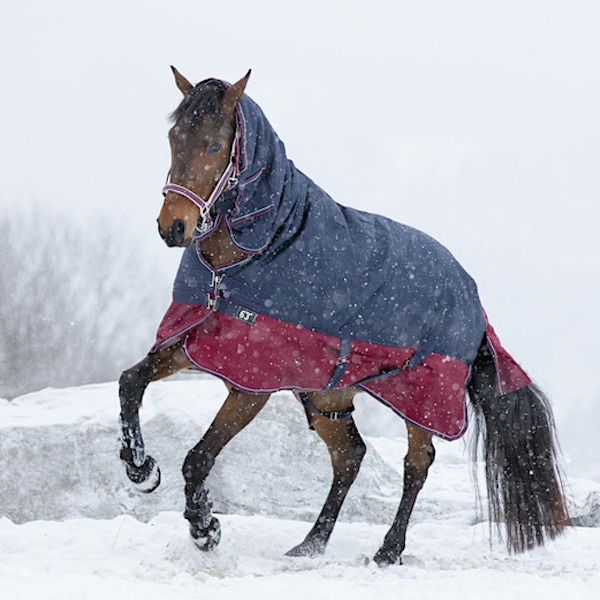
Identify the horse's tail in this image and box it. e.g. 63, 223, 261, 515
467, 341, 570, 553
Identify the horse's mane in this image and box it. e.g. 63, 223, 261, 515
169, 79, 228, 131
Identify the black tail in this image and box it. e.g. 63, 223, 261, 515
467, 341, 570, 553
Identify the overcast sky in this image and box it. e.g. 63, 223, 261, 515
2, 1, 599, 480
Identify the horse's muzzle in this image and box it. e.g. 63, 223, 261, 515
158, 219, 191, 247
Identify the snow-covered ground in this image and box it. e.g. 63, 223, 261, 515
1, 378, 599, 599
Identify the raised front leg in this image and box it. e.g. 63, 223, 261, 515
286, 389, 366, 557
119, 341, 191, 492
183, 387, 270, 550
373, 423, 435, 566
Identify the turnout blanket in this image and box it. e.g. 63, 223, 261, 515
154, 80, 530, 440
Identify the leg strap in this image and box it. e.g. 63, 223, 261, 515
298, 392, 355, 430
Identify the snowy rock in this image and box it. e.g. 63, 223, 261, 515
0, 380, 406, 525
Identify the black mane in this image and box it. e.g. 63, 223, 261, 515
169, 79, 228, 131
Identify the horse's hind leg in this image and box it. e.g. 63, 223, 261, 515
119, 341, 191, 492
373, 423, 435, 566
183, 387, 270, 550
286, 389, 366, 557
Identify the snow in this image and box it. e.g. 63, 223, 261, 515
1, 379, 599, 599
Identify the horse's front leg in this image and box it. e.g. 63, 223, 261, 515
183, 387, 270, 550
286, 390, 366, 557
119, 341, 190, 492
373, 423, 435, 566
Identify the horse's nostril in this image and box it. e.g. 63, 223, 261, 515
174, 219, 185, 238
158, 219, 187, 246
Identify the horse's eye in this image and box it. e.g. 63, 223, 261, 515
207, 142, 222, 154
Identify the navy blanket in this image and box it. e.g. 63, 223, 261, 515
155, 80, 530, 439
172, 87, 485, 368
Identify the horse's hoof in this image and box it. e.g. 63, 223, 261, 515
373, 546, 402, 567
124, 455, 161, 493
285, 538, 326, 557
190, 516, 221, 551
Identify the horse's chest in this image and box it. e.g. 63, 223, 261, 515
200, 224, 248, 268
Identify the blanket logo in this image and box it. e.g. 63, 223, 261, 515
234, 307, 258, 325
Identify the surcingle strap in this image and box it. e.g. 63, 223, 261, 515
297, 392, 355, 430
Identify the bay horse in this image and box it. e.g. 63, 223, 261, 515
118, 68, 570, 566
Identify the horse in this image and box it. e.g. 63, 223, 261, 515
118, 68, 570, 566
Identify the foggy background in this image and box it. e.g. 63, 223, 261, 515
1, 1, 598, 482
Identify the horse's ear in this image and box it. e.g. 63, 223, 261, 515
222, 69, 251, 116
171, 66, 194, 95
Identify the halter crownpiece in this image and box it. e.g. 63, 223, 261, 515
162, 134, 239, 234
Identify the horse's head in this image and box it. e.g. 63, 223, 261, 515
158, 68, 251, 247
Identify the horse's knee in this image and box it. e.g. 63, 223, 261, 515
119, 362, 151, 419
119, 364, 144, 397
121, 344, 189, 419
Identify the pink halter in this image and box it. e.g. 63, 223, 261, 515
162, 136, 238, 234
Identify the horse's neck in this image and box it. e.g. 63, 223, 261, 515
200, 219, 248, 268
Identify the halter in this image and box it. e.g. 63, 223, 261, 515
162, 134, 239, 235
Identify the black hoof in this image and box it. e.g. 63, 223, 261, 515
190, 517, 221, 551
285, 538, 327, 557
373, 545, 402, 567
122, 454, 161, 493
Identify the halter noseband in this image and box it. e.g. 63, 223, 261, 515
162, 135, 238, 235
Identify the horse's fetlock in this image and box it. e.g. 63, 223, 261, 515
120, 413, 146, 466
185, 482, 214, 529
185, 482, 221, 550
